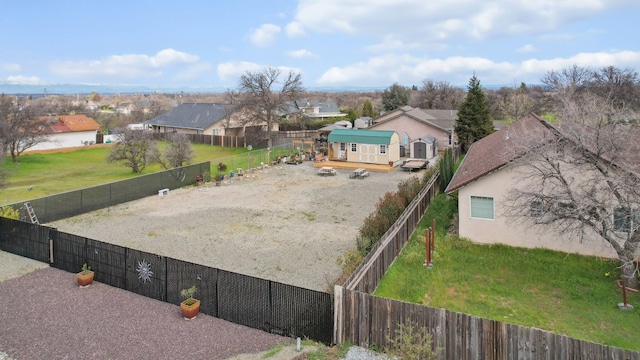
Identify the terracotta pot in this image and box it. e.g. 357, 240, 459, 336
180, 299, 201, 319
76, 271, 94, 287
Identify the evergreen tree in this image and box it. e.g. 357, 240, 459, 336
454, 75, 494, 151
362, 99, 375, 117
381, 83, 411, 112
439, 148, 454, 192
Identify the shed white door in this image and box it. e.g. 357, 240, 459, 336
359, 144, 378, 163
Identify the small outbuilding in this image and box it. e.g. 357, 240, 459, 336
327, 129, 399, 165
410, 135, 438, 159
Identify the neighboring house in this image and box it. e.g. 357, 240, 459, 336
445, 113, 636, 259
27, 114, 101, 152
144, 103, 256, 137
368, 106, 456, 155
283, 99, 347, 121
327, 129, 399, 165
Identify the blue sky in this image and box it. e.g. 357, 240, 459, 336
2, 0, 640, 91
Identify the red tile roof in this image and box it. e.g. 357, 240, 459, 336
39, 114, 100, 134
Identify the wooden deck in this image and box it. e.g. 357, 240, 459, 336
312, 160, 396, 172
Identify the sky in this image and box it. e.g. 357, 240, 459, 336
2, 0, 640, 91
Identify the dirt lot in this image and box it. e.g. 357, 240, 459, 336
50, 162, 422, 292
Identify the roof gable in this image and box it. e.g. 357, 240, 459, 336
371, 106, 455, 131
144, 103, 237, 130
328, 129, 396, 145
445, 113, 552, 192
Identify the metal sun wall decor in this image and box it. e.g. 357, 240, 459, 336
136, 259, 153, 283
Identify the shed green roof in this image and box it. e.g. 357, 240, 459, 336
327, 129, 396, 145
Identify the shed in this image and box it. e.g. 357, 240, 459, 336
327, 128, 399, 165
410, 135, 438, 159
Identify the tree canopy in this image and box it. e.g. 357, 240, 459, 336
238, 66, 304, 148
454, 75, 494, 151
505, 65, 640, 289
381, 83, 411, 112
107, 129, 159, 173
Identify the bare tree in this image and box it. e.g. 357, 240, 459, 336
107, 129, 159, 173
0, 96, 49, 162
412, 79, 465, 110
504, 78, 640, 288
496, 83, 536, 121
238, 66, 304, 148
161, 132, 195, 168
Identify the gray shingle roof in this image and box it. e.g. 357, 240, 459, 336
143, 103, 237, 130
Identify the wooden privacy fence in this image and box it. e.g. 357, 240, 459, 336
334, 286, 640, 360
343, 172, 440, 293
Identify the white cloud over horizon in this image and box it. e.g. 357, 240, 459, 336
0, 1, 638, 89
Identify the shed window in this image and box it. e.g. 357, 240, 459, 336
351, 143, 357, 152
340, 143, 346, 151
470, 196, 494, 219
380, 144, 387, 154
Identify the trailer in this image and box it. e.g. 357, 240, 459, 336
401, 159, 429, 172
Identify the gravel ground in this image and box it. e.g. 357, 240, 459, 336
49, 162, 418, 292
0, 257, 294, 360
1, 162, 420, 359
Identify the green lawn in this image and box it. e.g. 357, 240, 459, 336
0, 144, 263, 205
375, 194, 640, 351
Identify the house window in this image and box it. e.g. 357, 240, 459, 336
470, 196, 494, 219
351, 143, 357, 152
380, 144, 387, 154
614, 207, 640, 233
448, 132, 453, 146
529, 200, 544, 218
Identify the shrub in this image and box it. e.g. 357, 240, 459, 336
386, 318, 438, 360
0, 206, 20, 220
397, 176, 423, 206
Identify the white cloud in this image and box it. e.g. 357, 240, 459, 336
285, 21, 306, 37
249, 24, 281, 47
316, 50, 640, 87
217, 61, 264, 83
293, 0, 637, 44
517, 44, 537, 53
49, 49, 203, 82
287, 49, 317, 59
6, 75, 42, 84
172, 62, 213, 82
1, 63, 21, 72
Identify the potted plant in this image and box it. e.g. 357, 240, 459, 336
76, 263, 94, 287
214, 174, 222, 186
180, 285, 200, 320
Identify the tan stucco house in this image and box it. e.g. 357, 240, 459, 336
327, 129, 399, 166
369, 106, 456, 155
445, 113, 639, 260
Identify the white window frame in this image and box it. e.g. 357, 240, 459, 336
470, 196, 494, 220
351, 143, 357, 152
380, 144, 387, 154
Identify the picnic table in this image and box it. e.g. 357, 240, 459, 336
350, 168, 369, 179
317, 166, 337, 176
